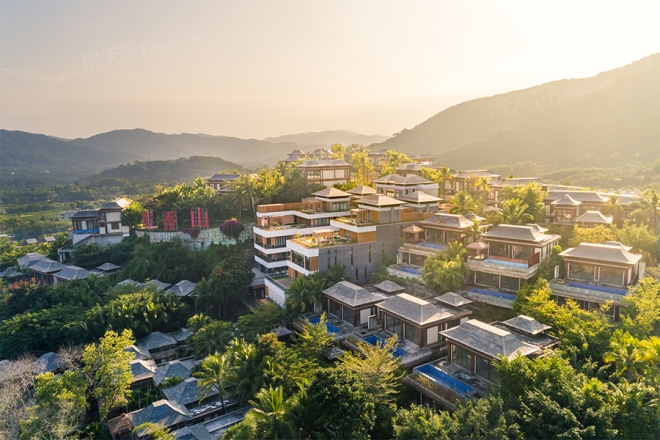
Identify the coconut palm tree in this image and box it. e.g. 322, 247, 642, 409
194, 353, 233, 413
475, 176, 491, 203
641, 336, 660, 367
437, 166, 453, 200
448, 191, 475, 216
603, 195, 625, 227
325, 264, 353, 284
604, 331, 645, 382
284, 276, 314, 313
633, 189, 660, 229
468, 219, 482, 243
497, 198, 534, 225
160, 375, 183, 389
442, 241, 467, 261
193, 277, 215, 317
187, 313, 212, 333
249, 386, 296, 440
226, 339, 265, 405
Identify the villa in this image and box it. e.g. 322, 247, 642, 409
204, 173, 241, 194
296, 159, 351, 187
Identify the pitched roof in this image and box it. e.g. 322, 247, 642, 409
297, 159, 350, 167
101, 198, 132, 210
441, 319, 540, 359
434, 292, 473, 307
322, 281, 388, 307
170, 328, 193, 343
0, 268, 22, 278
125, 344, 149, 360
396, 163, 423, 171
574, 211, 613, 224
130, 359, 157, 381
30, 259, 66, 274
137, 331, 177, 352
551, 194, 581, 205
115, 279, 146, 289
402, 224, 425, 234
71, 210, 99, 219
311, 187, 352, 198
97, 262, 120, 271
357, 194, 406, 207
17, 252, 48, 270
421, 212, 474, 229
546, 191, 608, 203
372, 280, 406, 294
153, 360, 196, 386
453, 170, 500, 179
289, 149, 305, 155
146, 279, 172, 291
346, 185, 377, 196
167, 280, 197, 297
172, 425, 215, 440
374, 174, 434, 185
501, 315, 551, 336
377, 293, 454, 325
130, 400, 191, 429
481, 224, 559, 243
54, 265, 92, 281
163, 377, 217, 406
206, 173, 241, 181
397, 191, 441, 203
559, 242, 641, 265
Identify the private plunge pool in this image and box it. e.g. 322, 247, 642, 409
362, 335, 408, 357
308, 316, 341, 334
416, 364, 474, 394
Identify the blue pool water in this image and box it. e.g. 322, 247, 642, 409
362, 335, 408, 357
567, 282, 628, 296
308, 317, 341, 333
419, 242, 445, 250
484, 258, 528, 269
416, 364, 474, 394
469, 288, 516, 301
399, 266, 422, 275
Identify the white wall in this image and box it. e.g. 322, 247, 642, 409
426, 326, 439, 344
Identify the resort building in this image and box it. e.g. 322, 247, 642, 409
550, 241, 644, 320
321, 281, 389, 327
373, 174, 439, 199
296, 159, 351, 187
285, 149, 306, 162
544, 190, 638, 224
467, 224, 561, 292
449, 170, 502, 195
367, 149, 388, 165
204, 173, 241, 194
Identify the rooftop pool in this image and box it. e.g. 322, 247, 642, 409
416, 364, 474, 394
308, 317, 341, 333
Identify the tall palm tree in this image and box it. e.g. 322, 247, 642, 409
448, 191, 475, 216
249, 386, 295, 440
468, 219, 482, 243
497, 198, 533, 225
226, 339, 265, 405
194, 353, 233, 413
603, 195, 625, 227
633, 189, 660, 229
325, 264, 353, 284
187, 313, 212, 333
443, 241, 467, 261
641, 336, 660, 366
284, 276, 314, 313
604, 331, 645, 382
438, 166, 453, 200
475, 176, 491, 203
193, 277, 216, 318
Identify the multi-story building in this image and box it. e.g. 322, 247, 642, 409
449, 170, 502, 195
550, 241, 644, 320
373, 174, 439, 198
368, 149, 388, 165
466, 224, 560, 292
204, 173, 241, 194
544, 190, 638, 224
297, 159, 351, 187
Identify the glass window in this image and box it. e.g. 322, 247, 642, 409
476, 356, 490, 379
329, 300, 341, 317
342, 307, 354, 324
404, 322, 420, 345
386, 315, 402, 338
489, 242, 509, 258
555, 209, 574, 222
475, 271, 499, 287
454, 346, 472, 371
500, 276, 520, 291
600, 267, 624, 286
446, 231, 461, 242
511, 245, 532, 260
569, 263, 595, 282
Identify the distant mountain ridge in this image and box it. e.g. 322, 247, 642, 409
371, 53, 660, 170
263, 130, 389, 147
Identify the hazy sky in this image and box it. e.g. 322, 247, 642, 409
1, 1, 659, 140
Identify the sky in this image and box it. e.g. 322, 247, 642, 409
1, 1, 659, 140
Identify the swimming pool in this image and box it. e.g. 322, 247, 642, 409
362, 335, 408, 357
469, 288, 516, 301
307, 317, 341, 333
416, 364, 474, 394
483, 258, 528, 269
567, 282, 627, 296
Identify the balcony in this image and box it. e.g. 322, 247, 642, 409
289, 235, 354, 249
467, 253, 541, 277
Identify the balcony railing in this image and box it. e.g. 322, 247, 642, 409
469, 252, 541, 269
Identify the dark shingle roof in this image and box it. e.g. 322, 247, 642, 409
167, 280, 197, 297
377, 293, 454, 325
130, 359, 157, 381
172, 425, 215, 440
322, 281, 388, 307
137, 331, 177, 352
421, 213, 473, 229
97, 262, 120, 271
17, 252, 48, 270
481, 224, 559, 244
559, 242, 642, 265
101, 198, 131, 210
162, 377, 217, 406
551, 194, 581, 206
55, 265, 92, 281
130, 400, 191, 429
312, 187, 352, 198
397, 191, 440, 203
574, 211, 613, 224
346, 185, 377, 196
441, 319, 540, 359
30, 259, 66, 274
146, 279, 172, 291
356, 194, 406, 207
125, 344, 149, 360
153, 360, 195, 386
501, 315, 551, 336
434, 292, 473, 307
170, 328, 193, 343
71, 210, 99, 219
372, 280, 405, 294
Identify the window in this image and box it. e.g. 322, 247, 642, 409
500, 276, 520, 291
453, 346, 472, 371
555, 209, 574, 222
386, 189, 395, 197
369, 245, 372, 263
306, 170, 321, 179
475, 271, 499, 287
355, 268, 359, 280
600, 267, 624, 286
110, 222, 120, 230
334, 250, 337, 265
364, 267, 367, 279
385, 315, 402, 338
511, 245, 532, 260
489, 242, 509, 258
446, 231, 461, 242
331, 202, 348, 212
569, 263, 595, 282
476, 356, 499, 381
329, 300, 341, 317
404, 322, 420, 345
342, 307, 354, 324
327, 250, 331, 267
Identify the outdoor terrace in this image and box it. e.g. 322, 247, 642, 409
289, 235, 355, 249
467, 253, 541, 277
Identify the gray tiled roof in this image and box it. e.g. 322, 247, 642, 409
559, 242, 641, 265
434, 292, 473, 307
323, 281, 388, 307
574, 211, 613, 224
30, 259, 66, 274
55, 265, 92, 281
162, 377, 217, 406
206, 174, 240, 181
374, 174, 434, 185
130, 359, 157, 381
421, 212, 473, 229
312, 187, 352, 198
551, 194, 581, 206
397, 191, 440, 203
71, 210, 99, 219
137, 331, 177, 352
441, 319, 540, 359
357, 194, 406, 207
481, 224, 559, 244
125, 344, 149, 360
546, 191, 608, 203
97, 262, 120, 271
0, 268, 22, 278
170, 328, 193, 343
146, 279, 172, 291
173, 425, 215, 440
346, 185, 377, 196
115, 279, 146, 289
372, 280, 405, 294
297, 159, 350, 167
17, 252, 48, 270
501, 315, 550, 336
167, 280, 197, 297
101, 198, 131, 210
153, 360, 195, 386
130, 400, 191, 429
453, 170, 500, 179
377, 293, 454, 325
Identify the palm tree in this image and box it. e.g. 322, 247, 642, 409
194, 353, 233, 413
249, 386, 295, 440
497, 198, 533, 225
475, 176, 491, 203
448, 191, 475, 215
193, 277, 216, 317
128, 244, 155, 281
604, 331, 645, 382
468, 219, 482, 243
284, 276, 314, 313
160, 375, 183, 388
133, 422, 175, 440
187, 313, 212, 333
287, 385, 324, 438
603, 195, 625, 227
325, 264, 353, 284
226, 339, 265, 405
633, 189, 660, 229
437, 166, 453, 200
443, 241, 467, 261
641, 336, 660, 367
